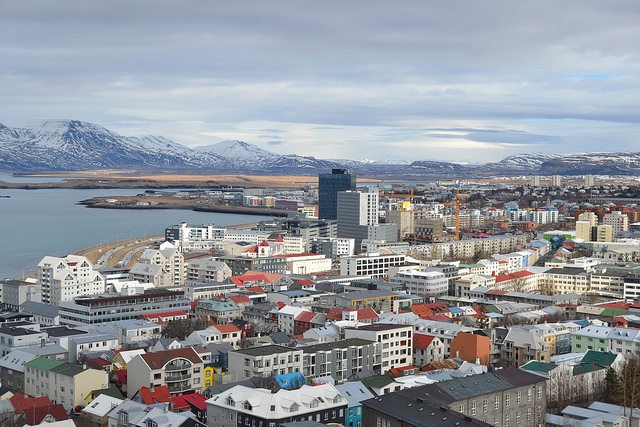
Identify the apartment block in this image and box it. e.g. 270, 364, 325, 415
228, 345, 304, 379
344, 324, 413, 372
38, 255, 106, 305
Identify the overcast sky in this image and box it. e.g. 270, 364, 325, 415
1, 1, 639, 163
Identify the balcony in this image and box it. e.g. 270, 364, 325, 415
165, 373, 191, 382
165, 361, 192, 372
167, 381, 192, 394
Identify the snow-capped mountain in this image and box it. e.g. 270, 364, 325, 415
0, 120, 337, 172
484, 153, 564, 171
538, 152, 640, 175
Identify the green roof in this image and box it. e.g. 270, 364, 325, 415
459, 263, 484, 268
361, 374, 396, 390
573, 350, 618, 375
599, 308, 629, 317
521, 360, 558, 374
51, 363, 86, 377
92, 386, 125, 400
24, 357, 65, 372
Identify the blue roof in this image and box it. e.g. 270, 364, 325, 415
275, 372, 307, 390
449, 307, 464, 314
485, 312, 504, 318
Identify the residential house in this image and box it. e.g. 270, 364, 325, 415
344, 323, 413, 372
228, 345, 304, 379
126, 347, 205, 397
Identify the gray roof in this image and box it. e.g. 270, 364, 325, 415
0, 349, 38, 372
335, 381, 375, 408
362, 393, 491, 427
301, 338, 374, 353
231, 344, 300, 357
21, 343, 68, 357
20, 301, 60, 317
338, 290, 399, 300
43, 325, 87, 337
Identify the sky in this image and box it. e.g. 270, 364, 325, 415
1, 1, 639, 163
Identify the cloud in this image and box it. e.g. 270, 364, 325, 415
0, 1, 639, 162
267, 141, 285, 146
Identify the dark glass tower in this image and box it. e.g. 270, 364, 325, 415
318, 169, 356, 220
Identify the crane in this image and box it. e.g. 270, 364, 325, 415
440, 189, 469, 240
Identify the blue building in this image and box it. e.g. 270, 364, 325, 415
319, 169, 356, 220
336, 381, 374, 427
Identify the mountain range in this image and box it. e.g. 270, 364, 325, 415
0, 120, 638, 176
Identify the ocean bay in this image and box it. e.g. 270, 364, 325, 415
0, 187, 270, 279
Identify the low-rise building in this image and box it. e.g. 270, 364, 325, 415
344, 323, 413, 372
228, 345, 304, 379
301, 338, 381, 381
206, 383, 347, 427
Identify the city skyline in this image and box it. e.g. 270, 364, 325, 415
1, 1, 639, 163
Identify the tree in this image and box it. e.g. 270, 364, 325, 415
161, 318, 209, 340
604, 367, 622, 405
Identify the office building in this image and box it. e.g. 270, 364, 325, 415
319, 169, 356, 220
337, 189, 379, 248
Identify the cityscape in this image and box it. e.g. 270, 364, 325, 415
2, 1, 640, 427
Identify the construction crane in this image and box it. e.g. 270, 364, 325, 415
440, 189, 469, 240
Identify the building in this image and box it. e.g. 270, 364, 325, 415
337, 189, 379, 247
319, 168, 356, 220
206, 383, 347, 427
126, 347, 205, 397
603, 211, 629, 234
228, 345, 304, 379
37, 255, 106, 305
165, 222, 225, 249
390, 270, 449, 296
336, 381, 375, 427
129, 243, 186, 287
0, 324, 48, 357
58, 289, 191, 326
345, 324, 413, 372
24, 358, 108, 411
1, 279, 41, 311
186, 258, 232, 282
310, 237, 355, 259
301, 338, 381, 381
340, 252, 414, 277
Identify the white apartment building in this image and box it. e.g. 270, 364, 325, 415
604, 211, 629, 234
344, 323, 413, 372
186, 258, 232, 282
278, 253, 332, 274
340, 252, 412, 277
38, 255, 106, 305
129, 243, 185, 287
389, 270, 449, 296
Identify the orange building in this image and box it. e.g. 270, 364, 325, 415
449, 332, 491, 365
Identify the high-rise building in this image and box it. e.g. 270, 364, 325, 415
530, 175, 540, 186
337, 189, 379, 247
318, 169, 356, 220
552, 175, 563, 187
603, 211, 629, 234
584, 174, 595, 187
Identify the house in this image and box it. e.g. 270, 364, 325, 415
194, 299, 241, 323
206, 383, 347, 427
80, 393, 124, 427
23, 358, 108, 411
186, 324, 242, 349
336, 381, 375, 427
413, 333, 445, 367
126, 347, 205, 397
449, 332, 492, 365
113, 349, 146, 371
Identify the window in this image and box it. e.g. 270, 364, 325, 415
516, 391, 521, 404
526, 408, 531, 421
482, 399, 488, 413
471, 401, 476, 416
494, 396, 499, 410
505, 393, 510, 407
244, 401, 252, 411
527, 388, 532, 401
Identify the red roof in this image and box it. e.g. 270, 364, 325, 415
426, 314, 453, 322
495, 270, 533, 283
26, 404, 68, 425
114, 369, 127, 384
86, 357, 112, 369
275, 253, 321, 258
245, 286, 266, 294
138, 386, 172, 404
183, 393, 208, 410
296, 279, 315, 286
142, 310, 188, 321
276, 301, 286, 309
409, 304, 435, 317
229, 295, 252, 304
413, 333, 436, 350
486, 289, 508, 295
275, 235, 285, 242
172, 395, 190, 410
230, 271, 283, 286
212, 323, 241, 333
357, 307, 379, 320
596, 301, 631, 309
259, 240, 270, 247
295, 311, 317, 323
